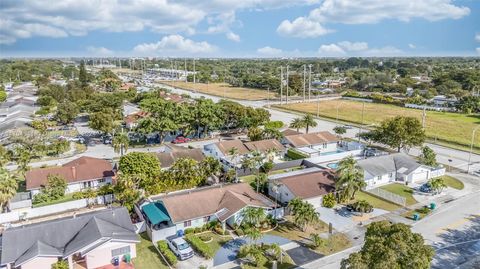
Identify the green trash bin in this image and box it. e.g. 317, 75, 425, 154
413, 213, 420, 221
124, 253, 131, 263
430, 203, 436, 210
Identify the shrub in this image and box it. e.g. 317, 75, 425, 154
350, 200, 373, 213
194, 227, 203, 233
72, 192, 85, 200
157, 240, 178, 266
310, 233, 326, 249
264, 121, 284, 129
286, 148, 308, 160
235, 228, 244, 236
185, 234, 214, 259
184, 228, 195, 234
32, 193, 50, 204
417, 207, 431, 214
214, 226, 226, 235
198, 234, 212, 242
322, 193, 336, 208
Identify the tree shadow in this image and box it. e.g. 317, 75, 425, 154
432, 215, 480, 269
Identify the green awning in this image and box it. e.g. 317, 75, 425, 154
142, 202, 171, 225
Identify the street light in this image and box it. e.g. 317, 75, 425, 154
467, 125, 480, 174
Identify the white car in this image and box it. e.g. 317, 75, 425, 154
167, 237, 194, 260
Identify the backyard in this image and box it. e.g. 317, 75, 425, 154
379, 183, 417, 206
160, 81, 276, 100
275, 100, 480, 153
132, 233, 169, 269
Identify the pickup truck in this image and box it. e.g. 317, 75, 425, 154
167, 237, 194, 260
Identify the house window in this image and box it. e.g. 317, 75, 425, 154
111, 246, 131, 257
184, 220, 192, 227
83, 181, 92, 188
203, 216, 211, 222
98, 178, 106, 183
376, 176, 381, 180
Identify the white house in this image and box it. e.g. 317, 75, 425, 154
141, 183, 281, 242
268, 167, 336, 208
282, 131, 340, 157
357, 153, 445, 189
25, 157, 115, 196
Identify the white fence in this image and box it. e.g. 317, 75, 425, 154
0, 194, 114, 224
306, 149, 363, 165
405, 103, 455, 112
366, 187, 406, 207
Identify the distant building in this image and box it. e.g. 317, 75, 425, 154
25, 157, 115, 196
282, 131, 339, 157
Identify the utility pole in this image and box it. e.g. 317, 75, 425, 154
193, 58, 196, 84
308, 64, 312, 101
303, 65, 306, 102
468, 126, 480, 174
280, 66, 283, 104
286, 65, 289, 105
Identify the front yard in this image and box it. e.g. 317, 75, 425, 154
132, 233, 169, 269
440, 175, 465, 190
354, 191, 401, 211
379, 183, 417, 206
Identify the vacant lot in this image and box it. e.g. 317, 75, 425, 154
161, 81, 276, 100
276, 100, 480, 151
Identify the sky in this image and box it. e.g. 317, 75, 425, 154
0, 0, 479, 58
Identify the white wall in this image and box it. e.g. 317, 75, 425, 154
85, 242, 136, 269
30, 178, 112, 197
364, 171, 395, 190
268, 183, 296, 205
20, 257, 57, 269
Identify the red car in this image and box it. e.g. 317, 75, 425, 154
172, 136, 190, 144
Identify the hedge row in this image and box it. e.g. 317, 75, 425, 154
185, 234, 215, 259
157, 240, 178, 266
286, 148, 308, 160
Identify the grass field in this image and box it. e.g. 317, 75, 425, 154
133, 233, 169, 269
275, 100, 480, 152
354, 191, 401, 211
161, 81, 276, 100
379, 183, 417, 206
439, 175, 465, 190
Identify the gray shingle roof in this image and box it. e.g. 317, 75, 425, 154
357, 153, 421, 177
1, 207, 139, 266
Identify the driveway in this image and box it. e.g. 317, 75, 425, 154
286, 246, 324, 266
177, 254, 212, 269
316, 206, 389, 232
213, 235, 290, 266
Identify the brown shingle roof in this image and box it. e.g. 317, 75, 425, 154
275, 170, 335, 199
244, 139, 285, 153
214, 139, 250, 156
25, 157, 114, 190
285, 131, 338, 147
157, 148, 205, 168
281, 129, 302, 136
157, 183, 276, 223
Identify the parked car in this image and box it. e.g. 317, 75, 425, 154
167, 237, 194, 260
420, 183, 432, 193
172, 136, 190, 144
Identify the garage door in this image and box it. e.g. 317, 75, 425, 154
411, 171, 428, 183
305, 197, 322, 208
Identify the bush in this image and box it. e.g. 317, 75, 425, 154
417, 207, 431, 214
32, 193, 50, 204
194, 227, 203, 233
286, 148, 308, 160
185, 235, 214, 259
72, 192, 85, 200
184, 228, 195, 234
198, 234, 212, 242
322, 193, 336, 208
214, 226, 226, 235
157, 240, 178, 266
349, 200, 373, 213
235, 228, 244, 236
264, 121, 284, 129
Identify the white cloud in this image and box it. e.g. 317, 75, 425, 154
133, 35, 216, 56
279, 0, 470, 38
337, 41, 368, 51
363, 46, 403, 56
0, 0, 317, 44
86, 46, 114, 56
277, 17, 332, 38
408, 43, 416, 49
257, 46, 283, 55
475, 33, 480, 42
226, 32, 241, 42
318, 44, 345, 55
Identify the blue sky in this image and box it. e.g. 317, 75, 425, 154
1, 0, 479, 57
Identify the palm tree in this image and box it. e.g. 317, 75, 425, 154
15, 147, 31, 179
112, 132, 129, 156
228, 147, 240, 180
335, 156, 365, 201
289, 118, 306, 132
429, 177, 447, 195
0, 168, 18, 212
288, 198, 319, 232
302, 114, 317, 134
242, 207, 266, 228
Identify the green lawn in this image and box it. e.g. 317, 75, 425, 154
32, 193, 77, 208
198, 232, 232, 255
402, 207, 432, 220
275, 100, 480, 153
354, 191, 401, 211
132, 233, 169, 269
439, 175, 465, 190
312, 233, 352, 256
267, 218, 328, 241
241, 254, 296, 269
379, 183, 417, 206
